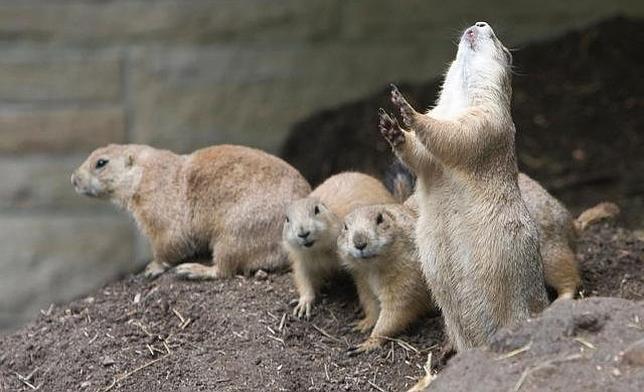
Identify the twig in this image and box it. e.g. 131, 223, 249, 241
172, 308, 185, 325
378, 336, 419, 354
103, 354, 170, 392
267, 335, 285, 346
14, 372, 38, 390
180, 318, 192, 330
163, 341, 172, 355
40, 304, 54, 317
367, 380, 387, 392
573, 337, 596, 350
311, 324, 343, 344
278, 313, 286, 332
496, 342, 532, 360
132, 321, 152, 337
406, 353, 436, 392
324, 363, 330, 380
513, 353, 583, 391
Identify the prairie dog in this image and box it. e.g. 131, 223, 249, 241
72, 144, 310, 279
283, 172, 395, 318
519, 175, 619, 299
402, 171, 618, 300
337, 204, 434, 355
380, 22, 548, 351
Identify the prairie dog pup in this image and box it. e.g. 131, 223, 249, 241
72, 144, 310, 279
337, 204, 434, 355
283, 172, 395, 318
381, 22, 549, 351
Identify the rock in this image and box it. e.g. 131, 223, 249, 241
0, 107, 125, 154
0, 215, 140, 329
426, 298, 644, 391
254, 270, 268, 281
101, 356, 115, 366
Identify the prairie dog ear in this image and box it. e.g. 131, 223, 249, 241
126, 155, 135, 167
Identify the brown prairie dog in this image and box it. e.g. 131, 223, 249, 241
404, 173, 619, 301
380, 22, 549, 351
519, 175, 619, 299
283, 172, 396, 318
72, 144, 310, 279
337, 204, 435, 355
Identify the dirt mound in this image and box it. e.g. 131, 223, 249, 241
428, 297, 644, 391
281, 16, 644, 228
0, 222, 641, 391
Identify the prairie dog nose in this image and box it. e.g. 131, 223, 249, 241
354, 240, 367, 251
297, 230, 310, 239
475, 22, 488, 28
71, 173, 78, 187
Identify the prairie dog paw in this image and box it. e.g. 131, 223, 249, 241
142, 260, 169, 280
293, 297, 314, 319
390, 84, 416, 128
173, 263, 219, 280
346, 338, 382, 357
378, 108, 406, 147
351, 318, 376, 333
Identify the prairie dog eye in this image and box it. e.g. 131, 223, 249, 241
376, 213, 384, 225
285, 216, 290, 223
343, 224, 348, 231
95, 159, 109, 169
314, 206, 320, 215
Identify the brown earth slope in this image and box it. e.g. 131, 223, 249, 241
0, 222, 641, 391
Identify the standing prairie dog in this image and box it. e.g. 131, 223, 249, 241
72, 144, 310, 279
380, 22, 549, 351
283, 172, 396, 318
399, 168, 618, 300
337, 204, 435, 355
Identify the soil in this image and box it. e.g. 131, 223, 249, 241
0, 222, 641, 392
281, 16, 644, 228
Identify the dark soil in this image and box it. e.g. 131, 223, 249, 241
0, 222, 641, 392
579, 223, 644, 300
429, 297, 644, 391
281, 16, 644, 228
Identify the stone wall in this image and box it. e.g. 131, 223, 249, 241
1, 0, 642, 330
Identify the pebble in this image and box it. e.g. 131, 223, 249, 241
101, 356, 116, 366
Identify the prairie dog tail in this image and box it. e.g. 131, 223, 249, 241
574, 202, 620, 232
384, 160, 416, 203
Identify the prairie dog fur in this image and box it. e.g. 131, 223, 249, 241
380, 22, 548, 351
337, 204, 434, 355
283, 172, 395, 318
406, 174, 618, 300
519, 175, 619, 299
72, 144, 311, 279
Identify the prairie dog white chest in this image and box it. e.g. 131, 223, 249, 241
365, 268, 383, 298
429, 58, 469, 121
